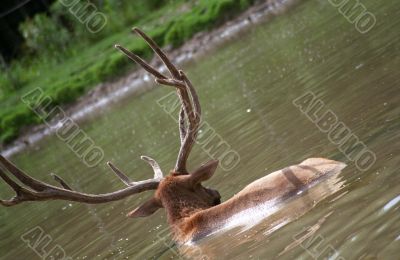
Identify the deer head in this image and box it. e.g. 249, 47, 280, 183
128, 160, 221, 220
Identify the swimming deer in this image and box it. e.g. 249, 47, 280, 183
0, 28, 346, 244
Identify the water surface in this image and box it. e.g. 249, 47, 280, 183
1, 0, 399, 259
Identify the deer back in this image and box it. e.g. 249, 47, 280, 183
180, 158, 346, 242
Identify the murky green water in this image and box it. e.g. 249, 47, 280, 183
1, 0, 399, 259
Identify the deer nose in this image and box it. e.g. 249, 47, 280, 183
213, 197, 221, 205
206, 187, 221, 205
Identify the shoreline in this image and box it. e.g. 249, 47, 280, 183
1, 0, 300, 158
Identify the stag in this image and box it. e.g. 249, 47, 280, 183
0, 28, 346, 244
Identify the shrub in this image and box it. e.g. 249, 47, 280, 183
19, 14, 70, 57
1, 0, 257, 146
0, 127, 18, 144
0, 106, 40, 144
164, 0, 254, 47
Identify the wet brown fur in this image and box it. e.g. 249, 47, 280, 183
140, 158, 346, 243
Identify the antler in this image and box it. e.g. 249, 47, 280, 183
115, 28, 201, 174
0, 155, 162, 207
0, 28, 199, 207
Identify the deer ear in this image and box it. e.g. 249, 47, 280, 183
190, 160, 219, 184
127, 197, 162, 218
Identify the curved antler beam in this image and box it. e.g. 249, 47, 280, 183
0, 155, 160, 207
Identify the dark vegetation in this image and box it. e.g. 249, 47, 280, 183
0, 0, 256, 145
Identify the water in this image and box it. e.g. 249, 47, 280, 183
1, 0, 399, 259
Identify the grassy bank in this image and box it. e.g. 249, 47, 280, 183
0, 0, 256, 145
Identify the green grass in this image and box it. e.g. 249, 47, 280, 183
0, 0, 257, 145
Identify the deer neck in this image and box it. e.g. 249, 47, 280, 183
161, 201, 210, 243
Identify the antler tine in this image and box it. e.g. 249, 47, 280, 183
116, 28, 201, 174
173, 71, 202, 173
130, 28, 196, 130
107, 161, 133, 186
114, 44, 167, 80
141, 156, 163, 179
0, 155, 50, 192
155, 78, 185, 89
0, 167, 44, 207
1, 154, 72, 193
157, 77, 196, 136
120, 28, 201, 174
0, 166, 23, 194
51, 173, 72, 190
179, 70, 201, 120
0, 156, 160, 207
132, 27, 181, 79
179, 107, 187, 144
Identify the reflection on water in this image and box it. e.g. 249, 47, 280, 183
181, 170, 344, 259
1, 0, 399, 259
